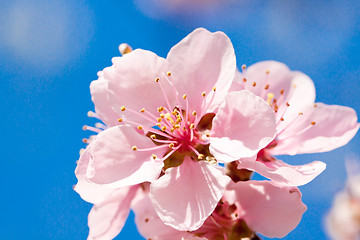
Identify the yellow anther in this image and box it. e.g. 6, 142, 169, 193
167, 71, 172, 76
266, 93, 275, 104
118, 118, 123, 123
206, 133, 211, 137
280, 117, 284, 121
156, 123, 161, 127
120, 106, 126, 111
182, 94, 187, 99
243, 78, 247, 82
140, 108, 145, 113
176, 118, 181, 124
169, 143, 175, 148
155, 77, 160, 82
132, 146, 138, 151
160, 113, 165, 118
198, 154, 205, 160
311, 121, 316, 125
137, 126, 143, 130
171, 128, 175, 132
241, 64, 246, 70
118, 43, 133, 55
157, 107, 164, 112
150, 134, 156, 140
190, 123, 195, 129
264, 84, 270, 90
157, 117, 162, 123
87, 111, 95, 117
152, 154, 157, 160
161, 126, 167, 131
299, 112, 303, 115
280, 89, 284, 95
265, 70, 270, 74
192, 111, 197, 116
212, 87, 216, 91
286, 102, 290, 107
174, 124, 180, 129
82, 125, 87, 130
252, 82, 256, 87
201, 92, 206, 97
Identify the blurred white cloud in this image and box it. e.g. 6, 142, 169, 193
0, 0, 94, 74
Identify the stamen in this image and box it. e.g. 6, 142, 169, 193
140, 108, 145, 113
118, 43, 133, 55
198, 154, 205, 160
202, 92, 206, 97
118, 118, 123, 122
157, 107, 164, 112
192, 111, 197, 116
266, 93, 275, 105
280, 89, 284, 95
190, 123, 195, 129
264, 84, 269, 90
166, 71, 171, 76
278, 122, 316, 142
121, 106, 126, 111
137, 126, 143, 130
182, 94, 187, 99
155, 77, 160, 82
82, 125, 102, 133
252, 82, 256, 87
95, 123, 107, 130
132, 146, 138, 151
212, 87, 216, 91
169, 143, 175, 148
150, 134, 156, 139
87, 111, 97, 118
241, 64, 246, 71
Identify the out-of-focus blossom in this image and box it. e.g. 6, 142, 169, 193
133, 180, 307, 239
76, 28, 277, 233
230, 61, 359, 187
326, 160, 360, 240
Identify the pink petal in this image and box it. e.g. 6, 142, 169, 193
238, 158, 326, 186
167, 28, 236, 114
74, 149, 115, 204
210, 91, 277, 162
87, 125, 165, 188
104, 49, 175, 125
229, 181, 307, 238
132, 190, 194, 240
231, 61, 294, 99
90, 73, 120, 127
275, 71, 316, 134
149, 157, 230, 231
88, 186, 138, 240
273, 103, 359, 155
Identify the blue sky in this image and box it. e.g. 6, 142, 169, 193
1, 0, 359, 239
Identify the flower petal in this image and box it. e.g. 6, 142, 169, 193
74, 148, 115, 204
231, 61, 294, 99
88, 186, 138, 240
87, 125, 165, 188
149, 157, 230, 231
167, 28, 236, 114
274, 103, 359, 155
90, 72, 120, 127
210, 90, 277, 162
104, 49, 175, 125
229, 181, 307, 238
238, 158, 326, 186
132, 190, 195, 240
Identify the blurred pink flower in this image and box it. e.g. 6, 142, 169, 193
133, 180, 306, 239
230, 61, 359, 186
326, 159, 360, 240
76, 28, 277, 232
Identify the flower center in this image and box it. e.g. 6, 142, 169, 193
117, 71, 217, 168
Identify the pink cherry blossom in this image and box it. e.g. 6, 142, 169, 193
81, 28, 277, 231
133, 180, 306, 239
230, 61, 359, 186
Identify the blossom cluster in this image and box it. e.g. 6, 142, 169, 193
75, 28, 359, 240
